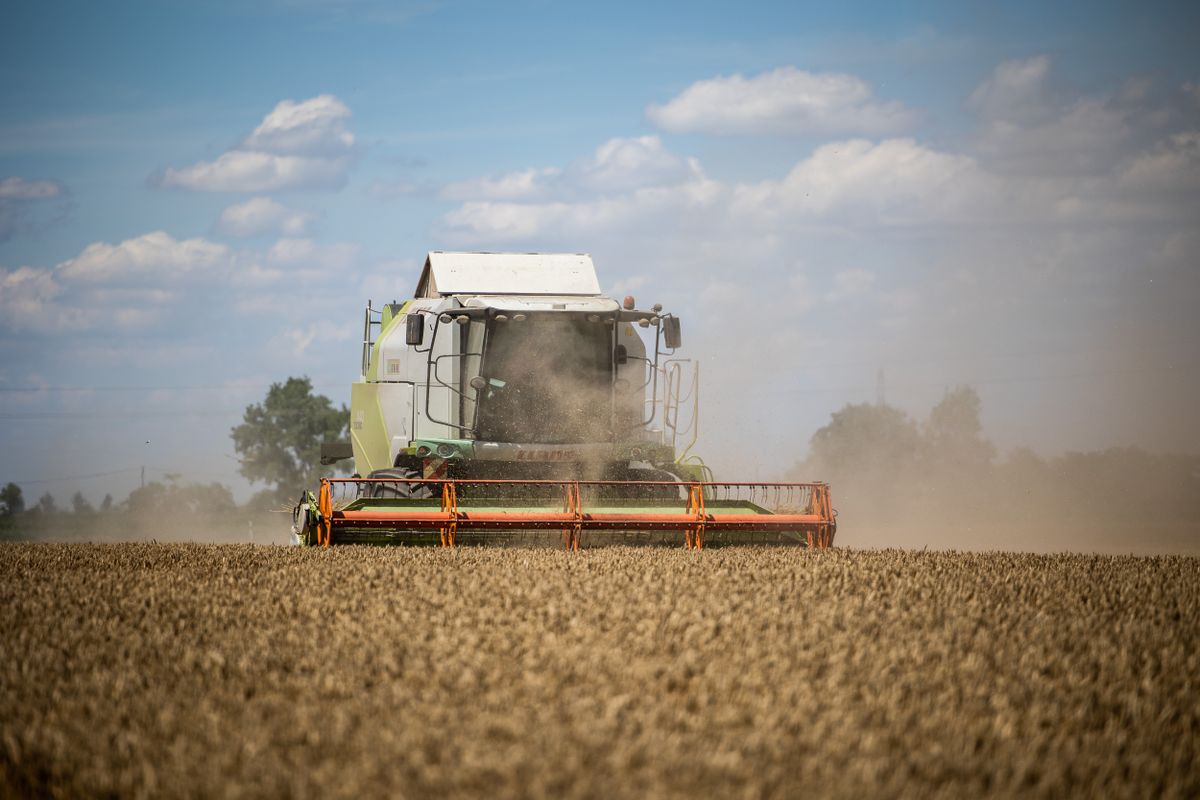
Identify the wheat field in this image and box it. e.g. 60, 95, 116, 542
1, 543, 1197, 798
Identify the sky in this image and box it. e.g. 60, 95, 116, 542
1, 0, 1199, 504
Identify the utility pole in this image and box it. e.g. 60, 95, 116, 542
140, 466, 145, 489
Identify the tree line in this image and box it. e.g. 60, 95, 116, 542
1, 483, 116, 518
4, 378, 1195, 549
790, 385, 1200, 547
1, 377, 347, 538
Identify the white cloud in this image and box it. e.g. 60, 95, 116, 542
1, 232, 233, 333
160, 150, 350, 193
229, 237, 363, 304
216, 197, 316, 237
0, 266, 62, 332
0, 176, 69, 241
441, 72, 1199, 252
1118, 132, 1200, 193
1, 228, 371, 336
646, 67, 916, 136
241, 94, 354, 156
442, 200, 580, 241
0, 177, 63, 199
441, 136, 1006, 245
732, 138, 997, 227
443, 167, 561, 201
58, 231, 231, 283
442, 136, 690, 201
968, 55, 1052, 121
442, 172, 721, 243
160, 95, 355, 192
439, 137, 720, 242
0, 268, 169, 335
573, 136, 691, 193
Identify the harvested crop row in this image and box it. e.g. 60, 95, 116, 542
1, 544, 1197, 798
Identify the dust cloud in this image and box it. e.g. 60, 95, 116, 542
4, 508, 295, 546
783, 389, 1200, 555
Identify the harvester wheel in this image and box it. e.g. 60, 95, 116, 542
364, 467, 433, 499
290, 492, 318, 546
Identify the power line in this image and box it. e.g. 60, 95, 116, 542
0, 382, 345, 393
8, 467, 144, 485
7, 465, 237, 486
769, 362, 1194, 398
0, 410, 244, 421
748, 339, 1200, 375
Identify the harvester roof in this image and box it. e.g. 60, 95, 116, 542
416, 252, 601, 298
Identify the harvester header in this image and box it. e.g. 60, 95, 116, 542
293, 251, 836, 548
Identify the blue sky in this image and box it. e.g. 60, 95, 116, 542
2, 0, 1199, 502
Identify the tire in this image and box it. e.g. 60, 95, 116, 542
364, 467, 433, 499
291, 493, 316, 546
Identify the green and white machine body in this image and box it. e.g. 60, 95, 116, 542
322, 251, 703, 485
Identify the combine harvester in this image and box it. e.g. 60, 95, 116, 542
293, 252, 835, 549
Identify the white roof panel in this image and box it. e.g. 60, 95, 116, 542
416, 252, 600, 297
461, 295, 620, 313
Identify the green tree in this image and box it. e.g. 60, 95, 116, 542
230, 376, 348, 503
71, 491, 94, 514
804, 402, 922, 479
0, 483, 24, 516
100, 493, 113, 512
923, 386, 995, 474
36, 492, 57, 514
125, 479, 236, 515
793, 402, 924, 521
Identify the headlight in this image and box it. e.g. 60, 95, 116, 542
436, 443, 457, 458
416, 445, 431, 457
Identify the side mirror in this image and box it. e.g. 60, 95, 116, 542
405, 314, 424, 346
663, 317, 682, 349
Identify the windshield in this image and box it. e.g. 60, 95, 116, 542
473, 315, 613, 444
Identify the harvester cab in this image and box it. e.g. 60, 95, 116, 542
293, 252, 835, 549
